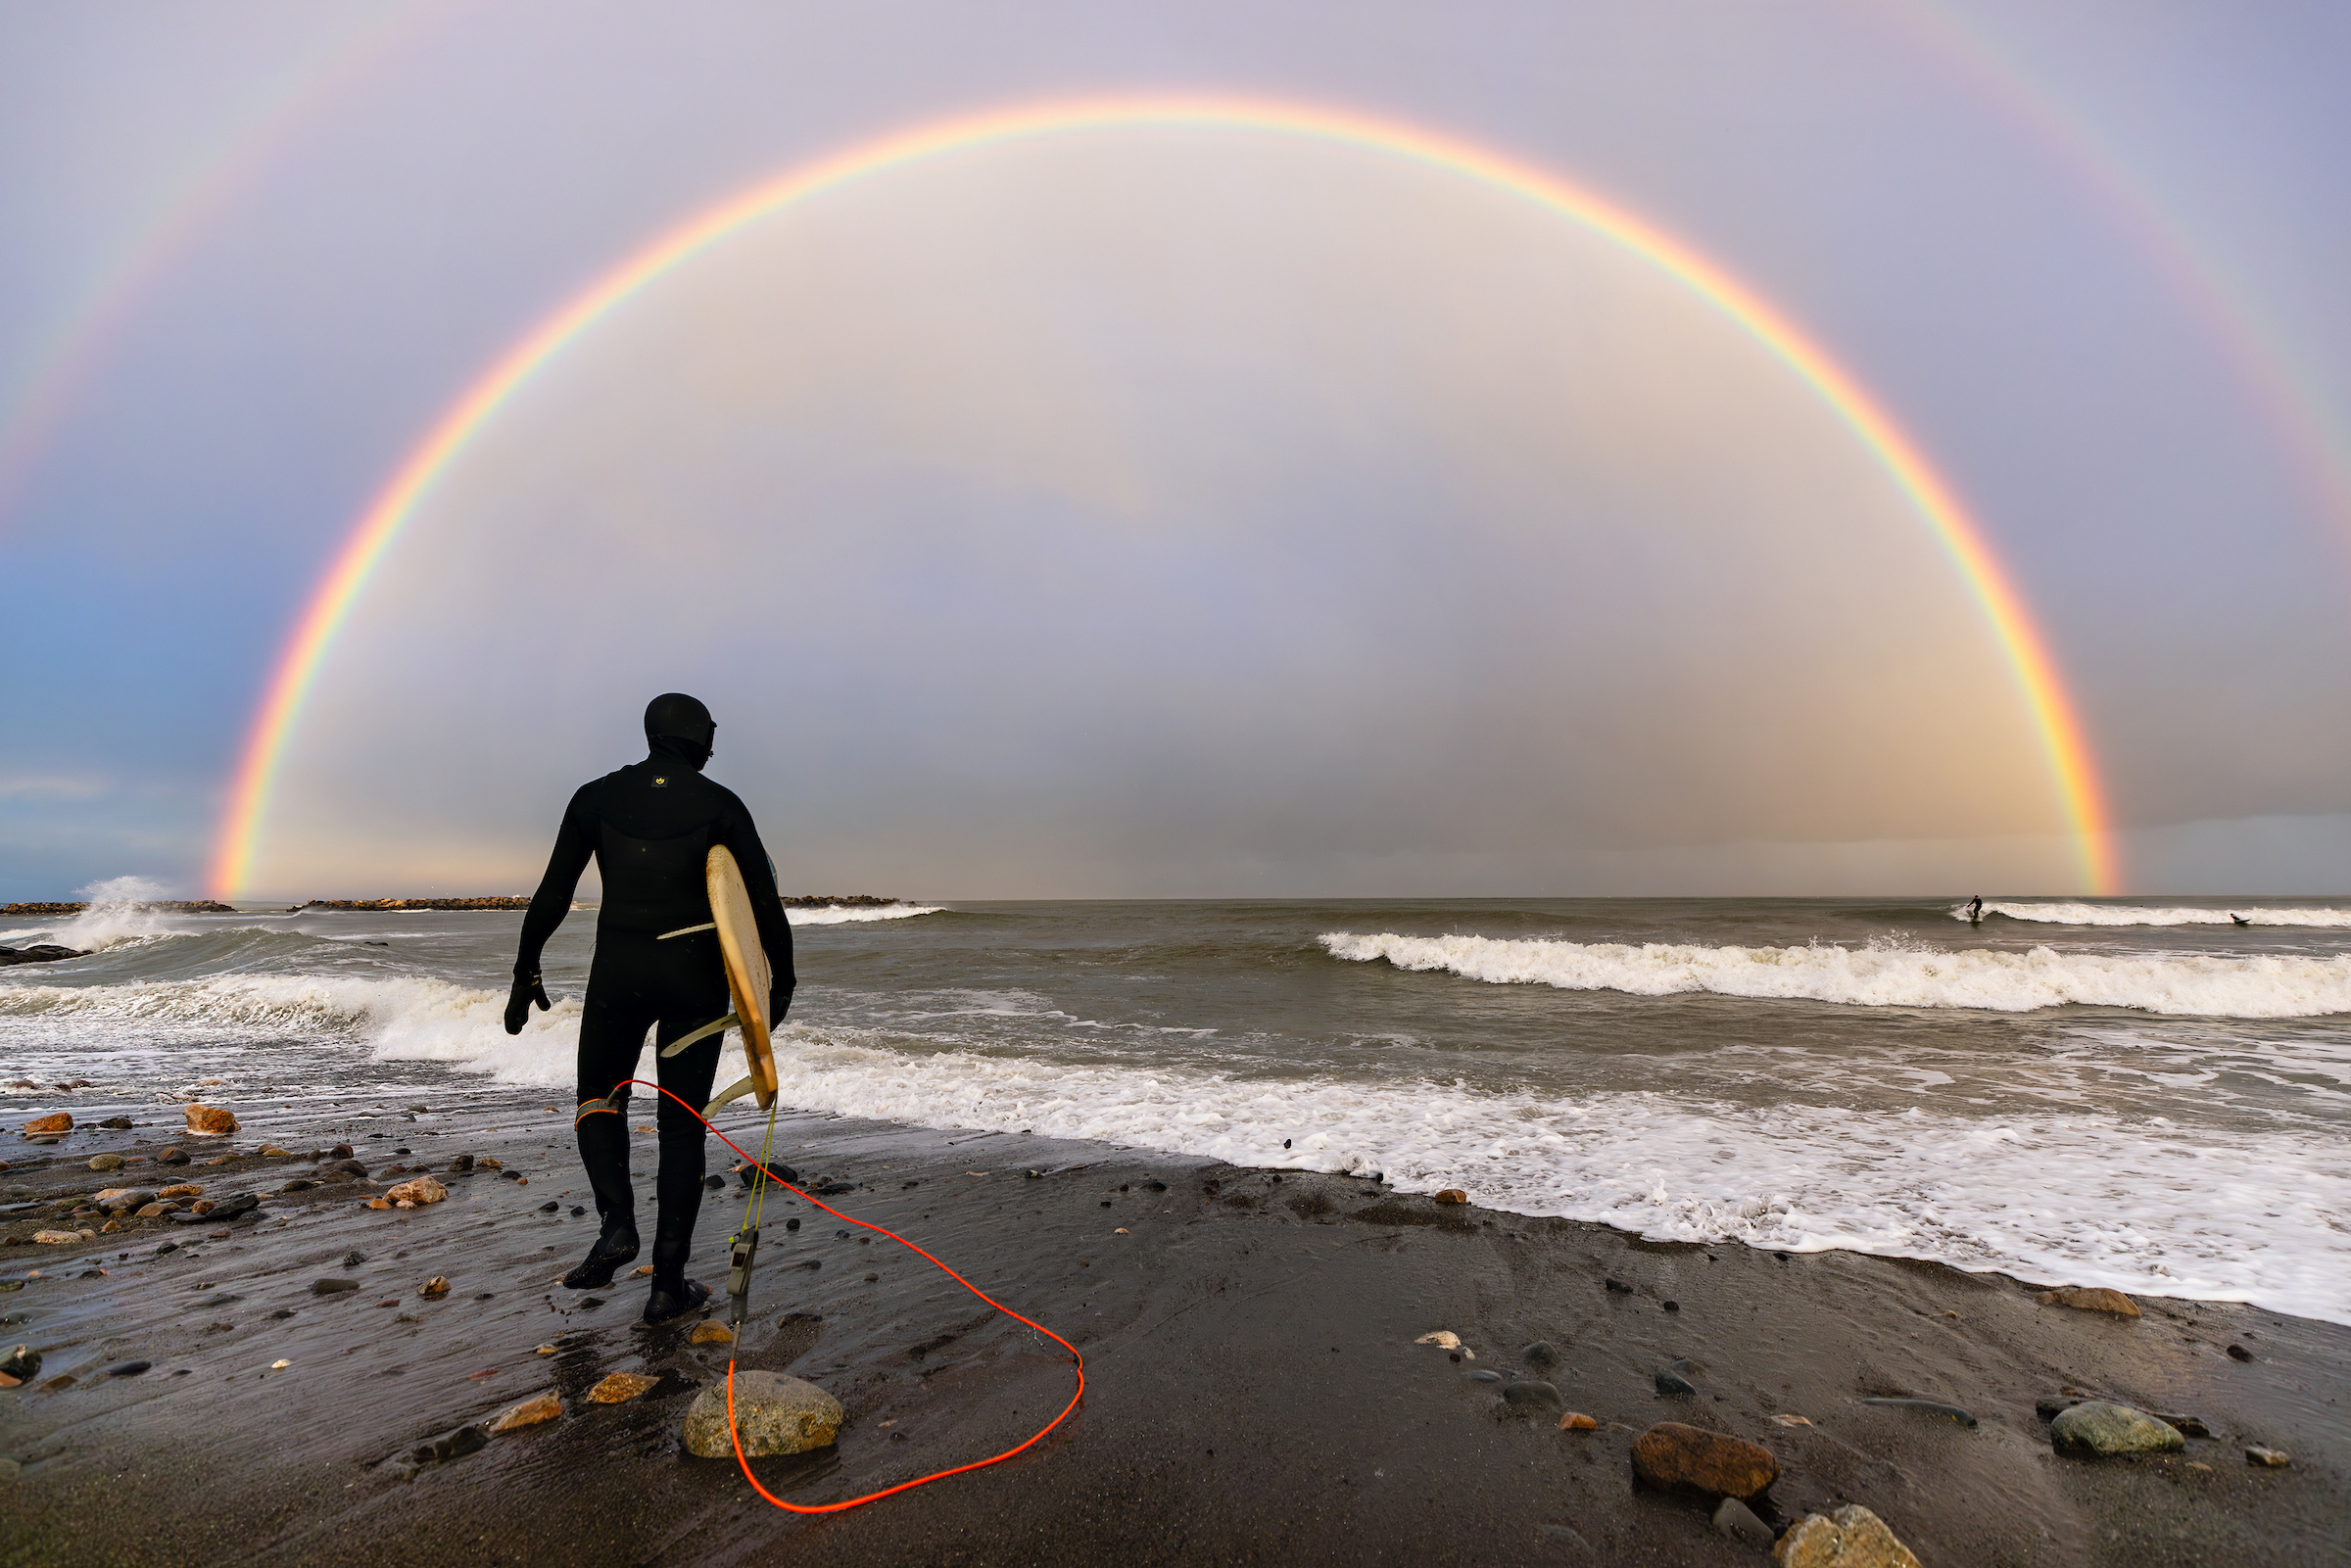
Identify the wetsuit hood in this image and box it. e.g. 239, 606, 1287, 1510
644, 692, 714, 771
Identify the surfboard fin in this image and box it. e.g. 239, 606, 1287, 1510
660, 1012, 739, 1058
703, 1074, 759, 1116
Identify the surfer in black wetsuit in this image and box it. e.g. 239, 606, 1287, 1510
504, 693, 795, 1323
1967, 895, 1984, 925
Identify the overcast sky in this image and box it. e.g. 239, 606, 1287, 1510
3, 0, 2348, 900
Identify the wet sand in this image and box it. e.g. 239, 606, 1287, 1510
3, 1091, 2345, 1566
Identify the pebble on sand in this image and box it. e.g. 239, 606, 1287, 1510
682, 1371, 842, 1458
1714, 1497, 1776, 1550
2049, 1402, 2185, 1456
312, 1278, 360, 1296
20, 1114, 71, 1137
1558, 1411, 1599, 1431
1432, 1190, 1468, 1204
1771, 1413, 1813, 1427
1415, 1331, 1462, 1350
385, 1176, 447, 1206
587, 1372, 660, 1404
182, 1105, 239, 1137
1504, 1380, 1563, 1410
86, 1154, 124, 1172
30, 1231, 79, 1245
156, 1184, 202, 1199
419, 1276, 452, 1299
1521, 1340, 1559, 1366
2245, 1446, 2291, 1468
1630, 1422, 1780, 1500
258, 1145, 295, 1158
690, 1322, 735, 1346
2036, 1285, 2139, 1318
489, 1393, 562, 1433
366, 1199, 393, 1211
1772, 1505, 1921, 1568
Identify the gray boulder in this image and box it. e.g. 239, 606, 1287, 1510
682, 1370, 843, 1458
2050, 1401, 2184, 1456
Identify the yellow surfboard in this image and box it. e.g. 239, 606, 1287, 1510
705, 844, 778, 1113
660, 846, 780, 1115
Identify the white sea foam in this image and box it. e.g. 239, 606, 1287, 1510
8, 970, 2343, 1321
1319, 931, 2351, 1018
1961, 900, 2351, 927
786, 904, 946, 926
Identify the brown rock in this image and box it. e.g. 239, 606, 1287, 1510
366, 1199, 393, 1211
258, 1145, 296, 1158
419, 1275, 451, 1298
1432, 1189, 1468, 1204
30, 1230, 80, 1245
1559, 1411, 1599, 1431
155, 1184, 202, 1199
135, 1202, 168, 1218
188, 1200, 216, 1215
1773, 1505, 1921, 1568
490, 1393, 563, 1432
98, 1219, 120, 1234
2246, 1446, 2291, 1468
587, 1372, 659, 1404
384, 1176, 447, 1206
690, 1322, 735, 1346
182, 1105, 239, 1137
21, 1113, 71, 1136
1631, 1421, 1780, 1500
2036, 1285, 2139, 1317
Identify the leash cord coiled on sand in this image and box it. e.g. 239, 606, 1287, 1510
621, 1078, 1085, 1513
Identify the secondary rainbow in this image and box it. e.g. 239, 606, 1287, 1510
208, 92, 2117, 897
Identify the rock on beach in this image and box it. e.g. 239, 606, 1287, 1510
2050, 1402, 2185, 1456
682, 1371, 842, 1458
2038, 1285, 2139, 1317
1631, 1422, 1779, 1500
21, 1114, 71, 1137
384, 1176, 446, 1206
587, 1372, 659, 1404
182, 1105, 238, 1137
489, 1393, 562, 1433
1773, 1505, 1921, 1568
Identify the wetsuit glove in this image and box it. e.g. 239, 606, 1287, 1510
504, 971, 552, 1035
769, 982, 792, 1028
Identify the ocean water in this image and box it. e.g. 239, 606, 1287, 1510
5, 894, 2347, 1325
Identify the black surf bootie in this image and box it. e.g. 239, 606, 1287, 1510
643, 1276, 710, 1324
563, 1221, 640, 1290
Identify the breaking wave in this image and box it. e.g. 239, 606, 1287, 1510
7, 969, 2347, 1321
1319, 931, 2351, 1018
1960, 901, 2351, 928
788, 903, 946, 926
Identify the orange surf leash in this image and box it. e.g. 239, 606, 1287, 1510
622, 1079, 1085, 1513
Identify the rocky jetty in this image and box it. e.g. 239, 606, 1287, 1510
296, 897, 532, 911
780, 894, 906, 908
0, 900, 235, 916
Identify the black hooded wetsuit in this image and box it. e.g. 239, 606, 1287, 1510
509, 697, 793, 1307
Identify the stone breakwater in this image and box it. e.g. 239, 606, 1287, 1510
0, 901, 236, 916
294, 898, 534, 912
779, 894, 904, 908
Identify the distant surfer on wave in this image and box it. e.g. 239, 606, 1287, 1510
1967, 894, 1984, 925
504, 692, 795, 1323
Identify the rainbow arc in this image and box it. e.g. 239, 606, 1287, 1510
207, 93, 2116, 897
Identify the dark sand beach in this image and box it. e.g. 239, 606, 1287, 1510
3, 1092, 2344, 1566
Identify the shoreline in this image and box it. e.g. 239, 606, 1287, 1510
3, 1090, 2344, 1564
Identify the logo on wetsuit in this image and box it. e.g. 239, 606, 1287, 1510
652, 776, 667, 787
